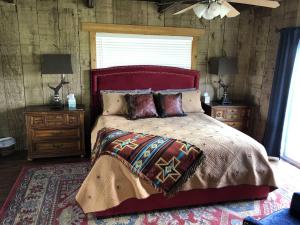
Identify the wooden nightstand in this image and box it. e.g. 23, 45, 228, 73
25, 105, 85, 160
201, 102, 251, 133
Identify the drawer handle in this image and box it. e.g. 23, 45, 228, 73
54, 131, 63, 135
53, 143, 64, 149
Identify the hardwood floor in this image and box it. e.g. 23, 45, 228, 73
270, 158, 300, 192
0, 152, 299, 208
0, 151, 87, 208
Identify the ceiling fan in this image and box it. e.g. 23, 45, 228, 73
173, 0, 280, 20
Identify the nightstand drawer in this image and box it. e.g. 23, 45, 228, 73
226, 108, 240, 114
224, 114, 241, 120
214, 109, 226, 119
45, 114, 79, 127
224, 121, 244, 130
32, 129, 80, 139
31, 116, 44, 126
30, 114, 80, 128
33, 140, 81, 154
67, 114, 79, 126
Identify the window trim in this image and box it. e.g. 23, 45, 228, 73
82, 23, 204, 70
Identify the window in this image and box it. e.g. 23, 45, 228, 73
281, 42, 300, 167
96, 33, 193, 69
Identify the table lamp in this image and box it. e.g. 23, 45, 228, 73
41, 54, 73, 108
208, 57, 238, 105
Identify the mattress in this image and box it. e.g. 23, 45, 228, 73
76, 113, 277, 213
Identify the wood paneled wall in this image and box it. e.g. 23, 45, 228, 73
247, 0, 300, 142
0, 0, 259, 150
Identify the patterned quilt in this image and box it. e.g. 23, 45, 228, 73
91, 127, 205, 196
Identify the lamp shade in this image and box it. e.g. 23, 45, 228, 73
41, 54, 73, 74
208, 57, 238, 75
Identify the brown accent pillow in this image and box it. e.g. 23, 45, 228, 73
155, 93, 186, 118
125, 94, 158, 120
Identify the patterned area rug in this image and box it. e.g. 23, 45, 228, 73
0, 162, 292, 225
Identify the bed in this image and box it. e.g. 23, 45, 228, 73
76, 65, 277, 217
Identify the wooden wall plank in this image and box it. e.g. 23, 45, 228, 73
0, 4, 26, 150
78, 0, 96, 149
58, 0, 81, 104
0, 48, 9, 138
89, 32, 96, 69
130, 0, 148, 25
37, 1, 61, 105
78, 0, 96, 115
114, 0, 132, 25
95, 0, 113, 23
147, 1, 164, 26
17, 0, 44, 106
233, 10, 254, 101
191, 37, 199, 70
207, 18, 225, 99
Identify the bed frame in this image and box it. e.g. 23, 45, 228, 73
91, 65, 199, 123
90, 65, 273, 218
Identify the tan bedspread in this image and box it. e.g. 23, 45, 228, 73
76, 113, 277, 213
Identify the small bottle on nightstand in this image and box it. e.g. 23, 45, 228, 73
67, 94, 76, 109
201, 92, 211, 104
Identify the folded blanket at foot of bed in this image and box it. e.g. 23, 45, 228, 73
91, 127, 205, 196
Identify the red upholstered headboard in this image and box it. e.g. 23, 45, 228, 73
90, 65, 200, 122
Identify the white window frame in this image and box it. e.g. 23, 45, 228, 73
95, 33, 193, 69
82, 23, 203, 70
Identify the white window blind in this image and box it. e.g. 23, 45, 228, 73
96, 33, 193, 69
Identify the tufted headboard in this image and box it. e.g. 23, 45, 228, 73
90, 65, 200, 122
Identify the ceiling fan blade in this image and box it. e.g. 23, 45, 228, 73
173, 3, 200, 15
220, 1, 240, 17
227, 0, 280, 8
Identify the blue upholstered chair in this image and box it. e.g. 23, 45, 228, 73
243, 192, 300, 225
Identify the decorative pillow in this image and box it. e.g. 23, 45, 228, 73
155, 93, 186, 118
101, 89, 152, 115
125, 94, 158, 120
102, 92, 128, 115
181, 90, 204, 113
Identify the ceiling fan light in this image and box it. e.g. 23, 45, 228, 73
203, 10, 217, 20
207, 2, 221, 18
193, 4, 207, 18
219, 4, 230, 18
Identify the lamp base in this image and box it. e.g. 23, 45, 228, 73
51, 94, 63, 109
220, 92, 232, 105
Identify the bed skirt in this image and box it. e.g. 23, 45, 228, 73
94, 185, 275, 218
